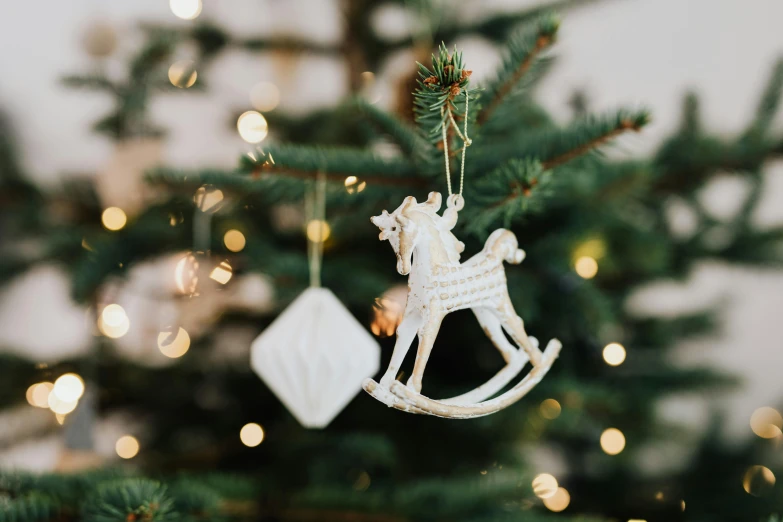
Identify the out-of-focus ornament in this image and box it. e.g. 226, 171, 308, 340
100, 254, 274, 367
251, 287, 380, 428
96, 139, 163, 217
371, 285, 407, 337
364, 193, 561, 418
81, 20, 117, 58
251, 174, 380, 428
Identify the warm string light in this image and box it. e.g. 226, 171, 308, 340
240, 423, 265, 447
26, 382, 53, 408
175, 253, 199, 295
53, 373, 84, 402
540, 398, 562, 420
98, 303, 130, 339
237, 111, 268, 143
209, 260, 233, 285
370, 285, 407, 337
543, 487, 570, 512
170, 0, 202, 20
116, 435, 140, 459
193, 186, 224, 213
344, 176, 367, 194
306, 220, 331, 243
168, 60, 197, 88
532, 473, 558, 499
224, 230, 246, 252
750, 407, 783, 439
600, 427, 626, 455
574, 256, 598, 279
743, 465, 775, 496
603, 342, 626, 366
101, 207, 127, 231
157, 327, 191, 358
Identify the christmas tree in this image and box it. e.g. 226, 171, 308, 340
2, 2, 783, 521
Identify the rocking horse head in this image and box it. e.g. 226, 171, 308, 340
371, 192, 461, 276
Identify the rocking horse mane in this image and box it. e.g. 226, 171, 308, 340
402, 203, 462, 264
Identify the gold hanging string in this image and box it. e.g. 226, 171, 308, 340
440, 91, 472, 199
305, 171, 327, 288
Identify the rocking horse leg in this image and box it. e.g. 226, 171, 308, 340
379, 312, 421, 389
406, 313, 444, 393
473, 307, 524, 365
497, 300, 544, 367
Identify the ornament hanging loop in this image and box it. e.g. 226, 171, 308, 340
305, 171, 327, 288
440, 90, 471, 203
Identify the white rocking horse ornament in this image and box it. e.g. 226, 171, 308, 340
363, 192, 562, 419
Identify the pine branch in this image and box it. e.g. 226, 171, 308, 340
744, 57, 783, 139
542, 114, 647, 169
354, 100, 433, 159
478, 14, 560, 125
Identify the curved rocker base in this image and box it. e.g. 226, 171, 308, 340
363, 338, 561, 419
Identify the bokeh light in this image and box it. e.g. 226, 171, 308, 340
743, 465, 775, 496
307, 220, 331, 243
543, 487, 570, 512
53, 373, 85, 402
344, 176, 367, 194
237, 111, 268, 143
371, 285, 407, 337
101, 207, 127, 231
193, 186, 224, 213
540, 398, 562, 420
224, 229, 246, 252
157, 327, 191, 358
532, 473, 558, 499
168, 60, 197, 88
209, 260, 233, 285
750, 407, 783, 439
170, 0, 202, 20
250, 81, 280, 112
240, 423, 265, 447
27, 382, 53, 408
603, 342, 626, 366
116, 435, 140, 459
600, 428, 626, 455
98, 304, 130, 339
574, 256, 598, 279
175, 253, 199, 295
47, 393, 78, 415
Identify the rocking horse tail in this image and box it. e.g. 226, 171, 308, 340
485, 229, 526, 265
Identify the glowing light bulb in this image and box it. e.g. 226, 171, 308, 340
102, 207, 127, 231
170, 0, 202, 20
250, 82, 280, 112
193, 186, 224, 213
47, 392, 78, 415
540, 398, 562, 420
603, 342, 626, 366
157, 327, 191, 358
116, 435, 140, 459
306, 220, 331, 243
543, 487, 570, 512
175, 253, 199, 295
240, 423, 265, 447
344, 176, 367, 194
209, 260, 233, 285
750, 407, 783, 439
53, 373, 85, 402
237, 111, 268, 143
168, 60, 197, 88
600, 428, 626, 455
27, 382, 53, 408
224, 229, 246, 252
574, 256, 598, 279
532, 473, 558, 499
99, 304, 130, 339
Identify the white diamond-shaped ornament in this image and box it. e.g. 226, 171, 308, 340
251, 287, 380, 428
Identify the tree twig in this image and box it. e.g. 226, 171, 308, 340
542, 119, 641, 169
252, 165, 428, 188
478, 35, 553, 125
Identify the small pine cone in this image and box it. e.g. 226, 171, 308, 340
460, 69, 473, 81
423, 76, 438, 87
450, 84, 461, 97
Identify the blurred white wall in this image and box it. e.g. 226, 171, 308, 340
1, 0, 783, 441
